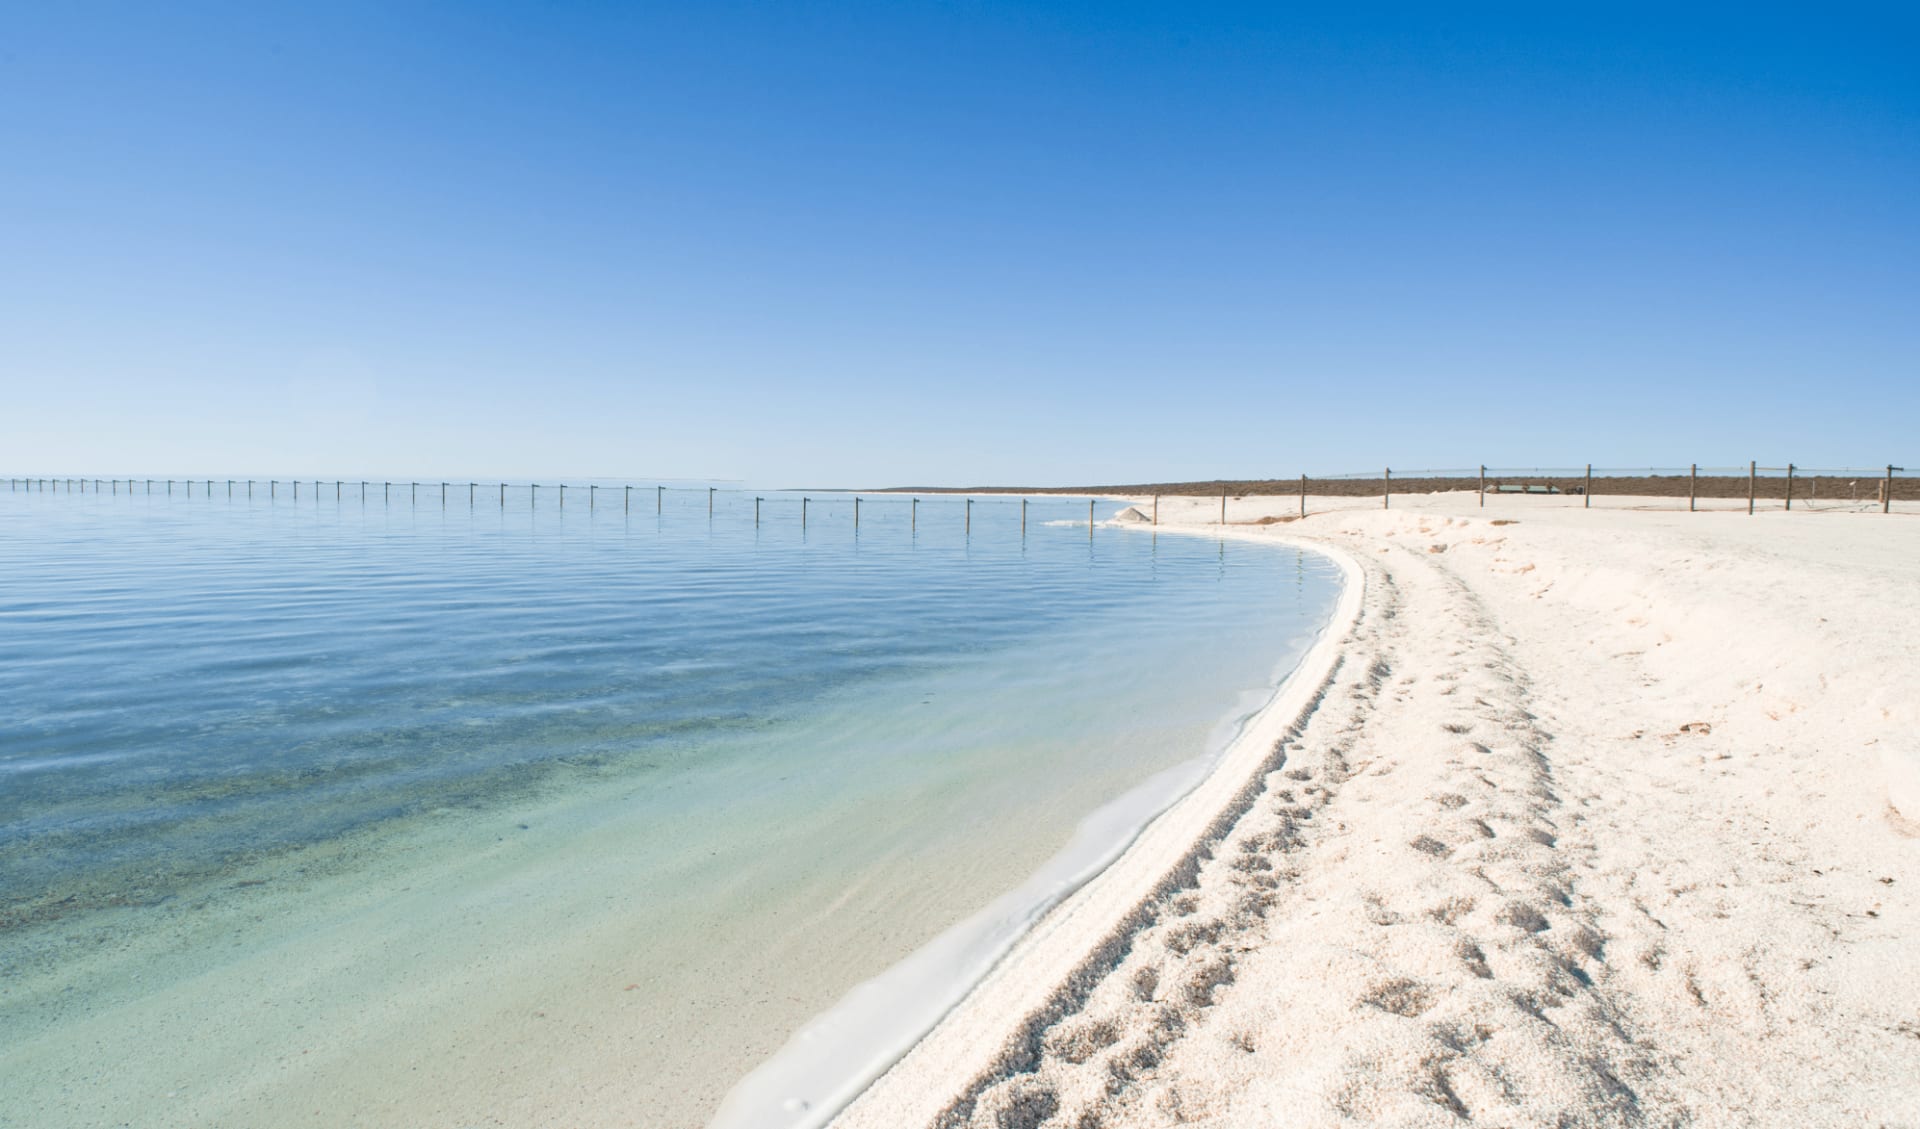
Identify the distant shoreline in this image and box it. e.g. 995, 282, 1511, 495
878, 473, 1915, 501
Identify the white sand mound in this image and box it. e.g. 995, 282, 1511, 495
1108, 506, 1152, 524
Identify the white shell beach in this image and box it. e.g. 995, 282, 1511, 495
829, 491, 1920, 1128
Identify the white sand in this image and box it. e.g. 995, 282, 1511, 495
832, 492, 1920, 1128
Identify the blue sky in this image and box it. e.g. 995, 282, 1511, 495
3, 3, 1914, 485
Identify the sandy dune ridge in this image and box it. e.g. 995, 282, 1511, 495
832, 494, 1920, 1128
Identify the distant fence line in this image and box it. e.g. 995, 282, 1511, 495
8, 463, 1914, 525
0, 478, 1110, 536
922, 462, 1916, 517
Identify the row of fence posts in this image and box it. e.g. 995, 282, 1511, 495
1459, 462, 1902, 516
14, 468, 1907, 521
3, 479, 696, 517
1126, 462, 1906, 526
8, 478, 1122, 537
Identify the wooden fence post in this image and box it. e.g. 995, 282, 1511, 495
755, 497, 761, 527
802, 497, 808, 529
1383, 468, 1391, 510
1689, 464, 1697, 512
966, 498, 972, 536
1220, 489, 1226, 525
913, 497, 919, 531
590, 484, 596, 511
1887, 465, 1896, 514
559, 484, 565, 509
1090, 498, 1096, 534
1585, 464, 1592, 509
1785, 464, 1795, 511
1748, 461, 1755, 515
854, 496, 861, 530
625, 485, 631, 513
1478, 465, 1485, 508
1152, 494, 1159, 525
709, 487, 715, 517
1301, 474, 1307, 519
1020, 498, 1025, 536
657, 485, 663, 514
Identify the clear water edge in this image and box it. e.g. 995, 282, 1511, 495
0, 486, 1343, 1129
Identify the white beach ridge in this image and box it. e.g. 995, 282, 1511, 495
778, 491, 1920, 1128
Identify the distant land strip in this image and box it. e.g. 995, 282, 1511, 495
879, 474, 1918, 501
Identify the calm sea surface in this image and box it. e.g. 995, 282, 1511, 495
0, 482, 1342, 1129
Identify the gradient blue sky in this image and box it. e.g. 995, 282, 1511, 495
3, 3, 1914, 485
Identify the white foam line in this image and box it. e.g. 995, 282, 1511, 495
710, 531, 1364, 1129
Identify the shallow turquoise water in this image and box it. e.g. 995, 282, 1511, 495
0, 481, 1341, 1127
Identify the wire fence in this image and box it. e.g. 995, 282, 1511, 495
1112, 463, 1918, 521
0, 477, 1113, 537
7, 463, 1915, 527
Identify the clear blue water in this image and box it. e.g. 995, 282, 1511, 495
0, 480, 1342, 1129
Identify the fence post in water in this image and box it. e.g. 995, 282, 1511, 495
1383, 468, 1391, 510
755, 497, 761, 527
1785, 464, 1795, 511
499, 482, 505, 508
1020, 498, 1026, 536
1152, 494, 1159, 525
1748, 461, 1756, 515
802, 497, 808, 529
913, 497, 918, 531
657, 485, 663, 514
709, 487, 715, 517
1690, 464, 1697, 512
1887, 465, 1896, 514
1091, 498, 1097, 533
590, 484, 596, 511
1585, 464, 1592, 509
966, 498, 972, 536
625, 485, 631, 514
854, 496, 860, 530
441, 482, 447, 508
531, 484, 536, 507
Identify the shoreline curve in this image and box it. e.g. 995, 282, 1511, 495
710, 531, 1365, 1129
